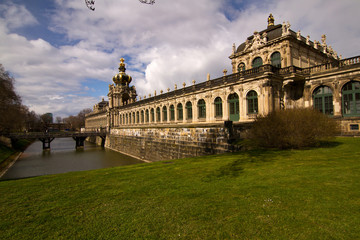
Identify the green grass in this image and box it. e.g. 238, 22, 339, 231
0, 137, 359, 239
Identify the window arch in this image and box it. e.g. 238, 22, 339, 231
238, 62, 245, 72
252, 57, 263, 68
145, 109, 149, 123
141, 110, 144, 123
186, 101, 192, 120
313, 86, 333, 115
136, 111, 140, 124
342, 81, 360, 116
132, 112, 135, 124
150, 108, 155, 122
270, 52, 281, 68
170, 105, 175, 121
247, 90, 258, 114
198, 99, 206, 119
177, 103, 183, 121
162, 106, 167, 122
214, 97, 223, 117
228, 93, 239, 121
156, 107, 161, 122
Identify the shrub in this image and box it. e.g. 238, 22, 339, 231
247, 108, 339, 149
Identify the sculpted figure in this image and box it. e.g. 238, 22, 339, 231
262, 32, 267, 43
321, 34, 327, 46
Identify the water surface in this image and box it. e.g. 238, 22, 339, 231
2, 138, 144, 180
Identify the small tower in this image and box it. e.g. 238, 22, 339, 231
108, 58, 137, 108
112, 58, 132, 86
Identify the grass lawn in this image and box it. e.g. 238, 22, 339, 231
0, 137, 359, 239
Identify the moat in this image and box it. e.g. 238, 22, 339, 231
1, 138, 144, 180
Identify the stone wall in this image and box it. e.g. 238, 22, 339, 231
103, 123, 243, 162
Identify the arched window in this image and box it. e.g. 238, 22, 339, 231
247, 90, 258, 114
214, 97, 223, 117
186, 101, 192, 120
252, 57, 263, 68
228, 93, 239, 121
136, 111, 140, 124
126, 113, 128, 125
270, 52, 281, 68
342, 81, 360, 116
132, 112, 135, 124
313, 86, 333, 115
170, 105, 175, 121
238, 62, 245, 72
119, 115, 122, 125
145, 109, 149, 123
141, 110, 144, 123
177, 103, 183, 121
150, 108, 155, 122
162, 106, 167, 122
156, 107, 161, 122
198, 99, 206, 119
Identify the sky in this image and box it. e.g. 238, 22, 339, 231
0, 0, 359, 118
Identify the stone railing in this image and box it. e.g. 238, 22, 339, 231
302, 55, 360, 74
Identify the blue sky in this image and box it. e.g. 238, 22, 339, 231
0, 0, 359, 118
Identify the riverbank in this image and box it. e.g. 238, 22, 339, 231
0, 137, 359, 239
0, 139, 32, 177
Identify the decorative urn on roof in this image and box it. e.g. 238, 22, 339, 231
112, 58, 132, 86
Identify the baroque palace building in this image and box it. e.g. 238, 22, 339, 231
85, 15, 360, 161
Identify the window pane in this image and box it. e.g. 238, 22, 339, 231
252, 57, 263, 68
271, 52, 281, 68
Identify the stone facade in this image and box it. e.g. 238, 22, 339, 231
85, 15, 360, 161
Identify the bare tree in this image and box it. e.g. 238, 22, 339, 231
0, 64, 25, 133
63, 108, 92, 131
56, 116, 62, 124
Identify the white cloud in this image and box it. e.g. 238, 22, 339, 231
0, 2, 38, 29
0, 0, 359, 118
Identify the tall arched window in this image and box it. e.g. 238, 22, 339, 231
156, 107, 161, 122
342, 81, 360, 116
270, 52, 281, 68
198, 99, 206, 119
162, 106, 167, 122
136, 111, 139, 124
170, 105, 175, 121
247, 90, 258, 114
238, 62, 245, 72
214, 97, 223, 118
313, 86, 333, 115
177, 103, 183, 121
146, 109, 149, 123
186, 101, 192, 120
132, 112, 135, 124
150, 108, 155, 122
252, 57, 263, 68
141, 110, 144, 123
228, 93, 239, 121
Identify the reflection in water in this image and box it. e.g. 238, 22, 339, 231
2, 138, 144, 180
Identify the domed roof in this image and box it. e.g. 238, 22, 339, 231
112, 58, 132, 86
236, 24, 283, 53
